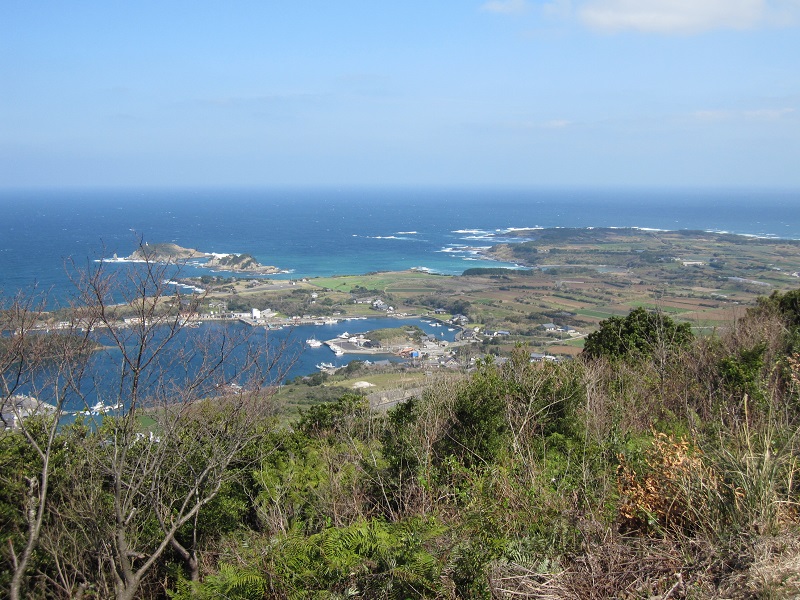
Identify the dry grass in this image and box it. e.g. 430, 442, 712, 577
740, 535, 800, 598
617, 433, 724, 537
489, 531, 800, 599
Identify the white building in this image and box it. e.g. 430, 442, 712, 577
2, 395, 57, 430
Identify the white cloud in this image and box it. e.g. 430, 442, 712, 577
578, 0, 768, 33
481, 0, 530, 15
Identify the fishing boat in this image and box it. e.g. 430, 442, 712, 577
79, 401, 123, 416
327, 342, 345, 356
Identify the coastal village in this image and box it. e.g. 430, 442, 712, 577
12, 225, 800, 431
184, 295, 568, 374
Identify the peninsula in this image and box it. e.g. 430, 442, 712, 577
180, 226, 800, 357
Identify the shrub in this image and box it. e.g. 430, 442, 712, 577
583, 307, 693, 361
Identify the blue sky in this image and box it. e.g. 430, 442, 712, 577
2, 0, 799, 189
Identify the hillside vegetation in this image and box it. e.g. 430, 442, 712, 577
3, 277, 800, 597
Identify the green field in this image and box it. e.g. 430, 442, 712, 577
311, 272, 446, 293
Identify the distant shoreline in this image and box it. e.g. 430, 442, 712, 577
4, 188, 799, 309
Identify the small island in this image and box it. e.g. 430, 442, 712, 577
126, 243, 207, 261
123, 243, 282, 274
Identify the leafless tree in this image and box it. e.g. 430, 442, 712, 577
1, 289, 96, 600
3, 245, 296, 599
65, 249, 293, 599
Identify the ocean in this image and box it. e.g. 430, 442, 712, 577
2, 187, 800, 302
2, 187, 799, 390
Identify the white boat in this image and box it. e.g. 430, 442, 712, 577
80, 401, 123, 416
306, 338, 323, 348
316, 362, 335, 370
327, 342, 345, 356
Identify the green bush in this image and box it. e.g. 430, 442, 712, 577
583, 307, 693, 360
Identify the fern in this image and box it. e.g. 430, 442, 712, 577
169, 565, 270, 600
261, 518, 447, 599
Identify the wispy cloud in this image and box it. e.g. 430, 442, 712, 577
542, 0, 574, 19
195, 92, 329, 108
747, 107, 797, 118
692, 107, 796, 121
542, 119, 572, 128
481, 0, 530, 15
577, 0, 797, 33
768, 0, 800, 26
502, 118, 573, 130
107, 113, 141, 122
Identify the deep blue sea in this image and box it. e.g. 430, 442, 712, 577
2, 187, 800, 302
2, 187, 799, 389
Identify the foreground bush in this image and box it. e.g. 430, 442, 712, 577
4, 292, 800, 598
